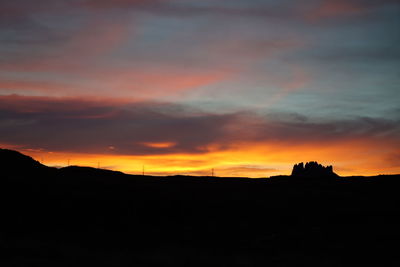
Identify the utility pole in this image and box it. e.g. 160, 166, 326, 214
67, 159, 70, 166
211, 168, 214, 177
98, 162, 100, 169
142, 165, 145, 176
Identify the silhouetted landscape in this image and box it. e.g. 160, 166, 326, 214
1, 148, 400, 266
2, 0, 399, 265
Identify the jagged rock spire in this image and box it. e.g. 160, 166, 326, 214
291, 161, 337, 177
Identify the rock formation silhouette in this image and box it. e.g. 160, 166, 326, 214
291, 161, 338, 177
1, 149, 400, 266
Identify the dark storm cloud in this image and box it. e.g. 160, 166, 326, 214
1, 95, 399, 155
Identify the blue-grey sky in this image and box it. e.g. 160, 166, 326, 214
0, 0, 399, 176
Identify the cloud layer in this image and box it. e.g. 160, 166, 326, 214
1, 95, 398, 156
0, 0, 399, 176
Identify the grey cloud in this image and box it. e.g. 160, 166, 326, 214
296, 45, 400, 65
0, 95, 235, 155
1, 95, 399, 156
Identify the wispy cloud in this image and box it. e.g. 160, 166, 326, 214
0, 0, 398, 176
1, 95, 398, 155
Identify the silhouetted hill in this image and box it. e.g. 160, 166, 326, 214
0, 148, 54, 177
0, 148, 42, 168
60, 165, 124, 175
1, 149, 399, 266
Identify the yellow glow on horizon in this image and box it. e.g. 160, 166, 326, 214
5, 137, 399, 178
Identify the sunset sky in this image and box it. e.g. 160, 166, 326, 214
1, 0, 399, 177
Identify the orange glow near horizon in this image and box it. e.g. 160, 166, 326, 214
4, 138, 399, 178
141, 142, 177, 149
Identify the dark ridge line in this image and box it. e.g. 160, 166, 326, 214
1, 148, 399, 179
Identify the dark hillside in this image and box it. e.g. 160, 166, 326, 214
1, 149, 399, 266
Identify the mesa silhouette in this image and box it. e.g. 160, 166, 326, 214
1, 148, 399, 266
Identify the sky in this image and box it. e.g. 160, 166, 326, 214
0, 0, 399, 177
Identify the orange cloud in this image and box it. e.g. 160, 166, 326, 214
141, 142, 177, 148
98, 67, 230, 98
0, 67, 228, 99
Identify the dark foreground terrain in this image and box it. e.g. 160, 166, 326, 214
1, 149, 399, 266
